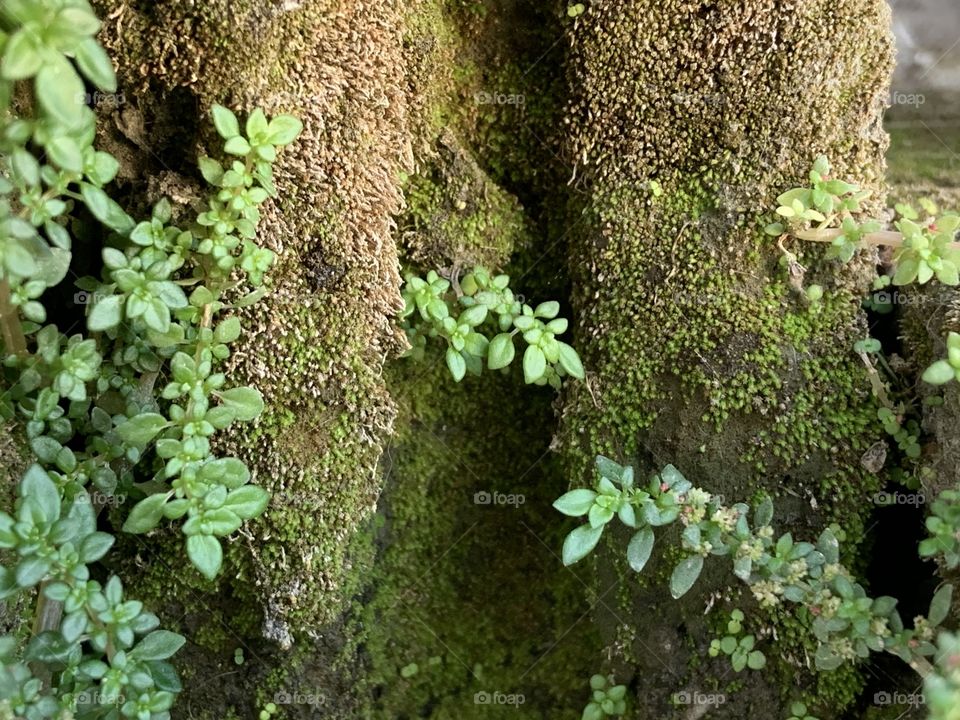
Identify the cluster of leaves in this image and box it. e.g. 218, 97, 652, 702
877, 406, 922, 461
580, 674, 626, 720
767, 158, 960, 288
0, 2, 302, 716
554, 458, 957, 687
400, 267, 584, 388
920, 489, 960, 570
708, 609, 765, 672
84, 101, 300, 581
764, 156, 870, 239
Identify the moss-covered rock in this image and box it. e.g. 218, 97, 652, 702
556, 0, 894, 715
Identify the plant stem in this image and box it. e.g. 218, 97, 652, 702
794, 228, 960, 250
0, 278, 27, 357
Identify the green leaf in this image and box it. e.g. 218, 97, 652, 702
46, 135, 84, 173
117, 413, 169, 446
561, 524, 603, 565
747, 650, 766, 670
35, 58, 85, 128
1, 29, 42, 79
74, 38, 117, 92
186, 535, 223, 580
754, 497, 773, 527
87, 294, 123, 331
222, 486, 270, 520
928, 584, 953, 626
669, 555, 703, 599
224, 136, 251, 156
487, 333, 516, 370
534, 301, 559, 319
218, 387, 264, 421
211, 104, 240, 139
80, 183, 134, 233
923, 360, 956, 385
80, 532, 114, 563
441, 346, 464, 381
557, 342, 584, 379
553, 489, 597, 517
131, 630, 186, 661
522, 345, 546, 384
214, 316, 242, 343
123, 494, 169, 534
893, 257, 919, 286
595, 455, 624, 482
266, 115, 303, 145
21, 465, 61, 524
627, 527, 655, 572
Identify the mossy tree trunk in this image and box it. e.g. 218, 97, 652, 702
65, 0, 926, 718
556, 0, 896, 715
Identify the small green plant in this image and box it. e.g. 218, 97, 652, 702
581, 674, 626, 719
708, 609, 766, 671
786, 701, 819, 720
920, 489, 960, 569
258, 701, 278, 720
767, 156, 960, 290
892, 215, 960, 286
764, 156, 870, 238
0, 1, 302, 715
923, 332, 960, 386
554, 457, 954, 678
400, 267, 584, 387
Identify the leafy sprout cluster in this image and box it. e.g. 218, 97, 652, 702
554, 457, 957, 685
400, 266, 585, 388
920, 489, 960, 571
0, 1, 302, 715
708, 608, 766, 672
764, 155, 870, 239
580, 674, 626, 720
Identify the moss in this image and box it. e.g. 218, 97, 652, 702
556, 0, 894, 715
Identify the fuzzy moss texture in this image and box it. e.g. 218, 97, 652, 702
89, 0, 411, 716
64, 0, 912, 717
556, 0, 896, 717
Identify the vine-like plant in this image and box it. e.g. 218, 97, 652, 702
555, 456, 960, 718
0, 1, 302, 716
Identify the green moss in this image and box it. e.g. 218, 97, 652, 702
556, 0, 894, 715
352, 358, 602, 718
